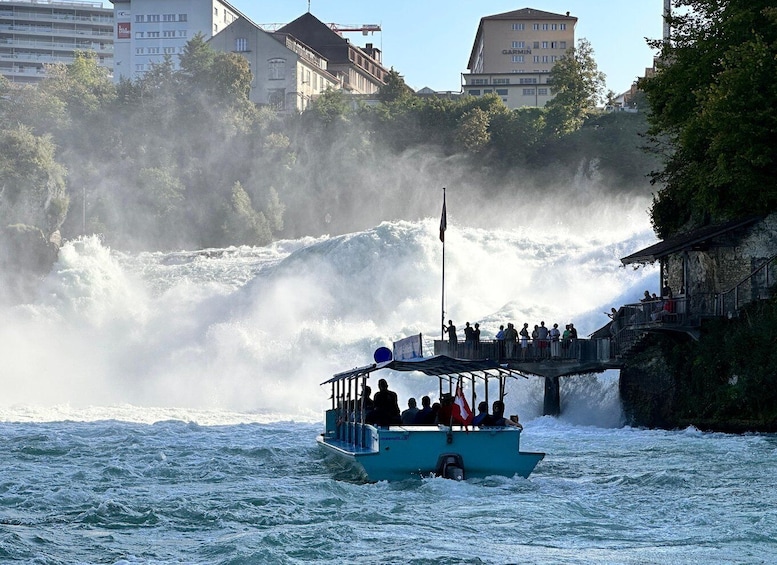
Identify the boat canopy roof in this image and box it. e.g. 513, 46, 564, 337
321, 355, 520, 385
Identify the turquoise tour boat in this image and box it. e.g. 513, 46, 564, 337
317, 334, 545, 481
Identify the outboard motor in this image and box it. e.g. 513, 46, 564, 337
436, 453, 465, 481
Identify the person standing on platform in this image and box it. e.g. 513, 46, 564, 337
444, 320, 457, 356
504, 322, 518, 359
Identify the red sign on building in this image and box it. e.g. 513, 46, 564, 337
118, 22, 131, 39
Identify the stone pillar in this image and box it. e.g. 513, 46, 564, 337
543, 376, 560, 416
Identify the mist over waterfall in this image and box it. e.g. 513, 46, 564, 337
0, 207, 657, 424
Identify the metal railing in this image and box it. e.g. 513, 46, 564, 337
433, 338, 613, 363
716, 256, 777, 317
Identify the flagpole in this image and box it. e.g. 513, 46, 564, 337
440, 187, 447, 341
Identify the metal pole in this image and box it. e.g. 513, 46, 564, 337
441, 187, 446, 341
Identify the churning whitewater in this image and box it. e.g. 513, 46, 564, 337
1, 219, 775, 564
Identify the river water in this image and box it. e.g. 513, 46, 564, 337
1, 218, 775, 564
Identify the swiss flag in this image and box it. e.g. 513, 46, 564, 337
452, 378, 473, 426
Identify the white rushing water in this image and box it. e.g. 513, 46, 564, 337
1, 209, 657, 424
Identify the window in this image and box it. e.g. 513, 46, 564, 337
235, 37, 248, 52
523, 88, 535, 96
519, 78, 537, 84
493, 78, 510, 84
268, 58, 286, 79
148, 47, 159, 54
483, 89, 492, 94
468, 89, 481, 96
268, 88, 285, 110
214, 24, 218, 33
149, 14, 159, 22
496, 89, 508, 95
560, 24, 566, 30
135, 32, 144, 38
560, 41, 566, 49
538, 88, 548, 95
163, 14, 174, 22
148, 31, 159, 38
179, 14, 187, 22
135, 48, 144, 54
136, 64, 145, 71
533, 24, 539, 30
533, 56, 539, 63
164, 47, 175, 54
512, 41, 525, 49
512, 55, 524, 63
542, 42, 549, 49
512, 23, 524, 30
214, 7, 218, 15
551, 24, 557, 30
178, 30, 187, 38
135, 15, 144, 23
542, 55, 549, 63
471, 78, 488, 85
533, 42, 540, 49
542, 23, 549, 30
163, 31, 175, 38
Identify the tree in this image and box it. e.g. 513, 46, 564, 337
377, 68, 413, 103
545, 38, 606, 137
640, 1, 777, 237
0, 125, 68, 237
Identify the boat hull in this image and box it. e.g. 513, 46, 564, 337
317, 425, 544, 482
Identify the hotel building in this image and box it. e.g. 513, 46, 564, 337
463, 8, 577, 109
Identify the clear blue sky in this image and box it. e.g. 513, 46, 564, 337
106, 1, 666, 95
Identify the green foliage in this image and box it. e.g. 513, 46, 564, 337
545, 39, 606, 137
0, 34, 659, 251
641, 1, 777, 237
0, 125, 67, 236
377, 68, 413, 103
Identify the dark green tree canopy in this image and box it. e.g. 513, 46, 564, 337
640, 1, 777, 237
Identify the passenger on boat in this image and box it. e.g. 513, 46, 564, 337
371, 378, 401, 426
472, 401, 489, 426
436, 393, 454, 426
413, 395, 433, 424
401, 397, 419, 425
359, 385, 374, 414
485, 400, 521, 427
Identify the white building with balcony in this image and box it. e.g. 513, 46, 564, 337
0, 0, 113, 84
110, 0, 252, 82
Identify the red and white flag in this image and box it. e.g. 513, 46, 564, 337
452, 377, 473, 426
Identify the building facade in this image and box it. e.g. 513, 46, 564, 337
207, 18, 339, 112
110, 0, 249, 81
464, 8, 576, 109
277, 12, 387, 95
0, 0, 113, 84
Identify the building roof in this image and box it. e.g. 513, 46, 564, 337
483, 8, 577, 21
467, 7, 577, 70
620, 217, 762, 265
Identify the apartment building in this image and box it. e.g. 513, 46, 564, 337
463, 8, 577, 109
208, 18, 339, 112
277, 12, 387, 95
110, 0, 250, 81
0, 0, 113, 84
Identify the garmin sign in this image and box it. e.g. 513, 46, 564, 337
503, 49, 532, 55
